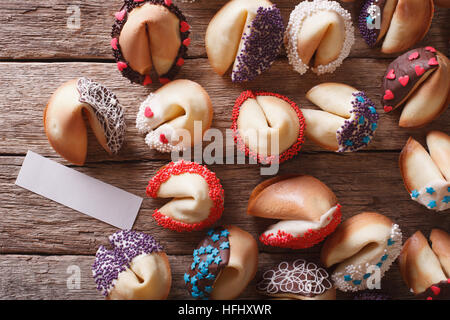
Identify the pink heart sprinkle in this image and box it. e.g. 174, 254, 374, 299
164, 0, 172, 6
117, 61, 127, 71
180, 21, 190, 33
144, 107, 154, 118
159, 77, 170, 84
111, 38, 118, 50
383, 90, 394, 101
115, 9, 126, 21
415, 65, 425, 76
384, 106, 393, 113
399, 75, 409, 87
431, 286, 441, 296
143, 75, 152, 86
425, 46, 436, 53
426, 297, 433, 300
428, 57, 439, 66
160, 134, 169, 144
183, 38, 191, 46
408, 52, 419, 61
176, 58, 185, 67
386, 69, 396, 80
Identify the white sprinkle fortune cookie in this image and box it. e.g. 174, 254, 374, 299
301, 82, 379, 152
284, 0, 355, 75
44, 77, 126, 165
136, 79, 213, 153
205, 0, 285, 82
399, 131, 450, 212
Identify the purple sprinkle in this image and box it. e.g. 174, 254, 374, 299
358, 0, 380, 47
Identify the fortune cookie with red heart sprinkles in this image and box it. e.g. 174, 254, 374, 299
381, 47, 450, 128
399, 229, 450, 300
111, 0, 190, 85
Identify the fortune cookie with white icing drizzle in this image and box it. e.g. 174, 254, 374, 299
399, 229, 450, 300
399, 131, 450, 212
92, 230, 171, 300
44, 78, 126, 166
184, 225, 258, 300
284, 0, 355, 75
302, 82, 379, 152
205, 0, 284, 82
136, 79, 213, 153
111, 0, 190, 85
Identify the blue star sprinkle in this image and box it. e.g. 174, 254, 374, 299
426, 187, 435, 195
206, 255, 215, 265
196, 272, 204, 280
184, 273, 190, 284
193, 249, 199, 257
442, 196, 450, 204
362, 136, 371, 144
198, 261, 206, 270
207, 229, 214, 236
357, 96, 366, 103
199, 265, 209, 275
198, 247, 206, 255
219, 241, 230, 250
205, 286, 213, 293
190, 275, 197, 285
205, 245, 213, 254
214, 256, 222, 265
211, 234, 220, 242
194, 256, 200, 264
411, 190, 420, 198
206, 273, 215, 280
220, 229, 230, 238
191, 262, 196, 270
428, 200, 437, 209
211, 248, 219, 257
369, 106, 377, 114
371, 122, 378, 131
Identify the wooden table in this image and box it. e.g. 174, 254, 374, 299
0, 0, 449, 300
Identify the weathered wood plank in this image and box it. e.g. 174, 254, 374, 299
1, 60, 449, 164
0, 0, 448, 60
0, 253, 414, 300
1, 154, 449, 256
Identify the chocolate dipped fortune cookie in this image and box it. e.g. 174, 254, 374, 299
205, 0, 284, 82
136, 80, 213, 153
382, 47, 450, 127
399, 131, 450, 212
44, 78, 126, 166
321, 212, 402, 292
285, 0, 355, 75
256, 259, 336, 300
184, 226, 258, 300
231, 91, 306, 165
359, 0, 434, 53
302, 83, 379, 152
146, 160, 224, 232
112, 0, 190, 85
399, 229, 450, 300
93, 230, 171, 300
248, 175, 342, 249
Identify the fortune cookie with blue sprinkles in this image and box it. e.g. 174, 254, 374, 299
399, 131, 450, 212
302, 82, 379, 152
92, 230, 171, 300
184, 225, 258, 300
321, 212, 402, 292
205, 0, 284, 82
399, 229, 450, 300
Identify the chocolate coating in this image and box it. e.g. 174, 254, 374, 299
416, 280, 450, 300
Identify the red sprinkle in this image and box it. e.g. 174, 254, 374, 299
430, 286, 441, 296
180, 21, 190, 33
146, 160, 224, 232
386, 69, 396, 80
111, 38, 118, 50
259, 204, 342, 249
426, 297, 433, 300
399, 75, 409, 87
231, 90, 306, 165
176, 58, 185, 67
384, 106, 393, 113
159, 77, 170, 84
117, 61, 127, 71
115, 9, 126, 21
144, 107, 154, 118
159, 134, 169, 144
415, 65, 425, 76
183, 38, 191, 46
425, 46, 436, 53
143, 75, 152, 86
383, 90, 394, 101
164, 0, 172, 6
408, 52, 419, 61
428, 57, 439, 66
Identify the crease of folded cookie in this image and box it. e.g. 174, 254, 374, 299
136, 79, 213, 153
399, 230, 450, 299
231, 91, 305, 164
92, 230, 171, 300
285, 0, 354, 75
146, 160, 224, 232
112, 0, 190, 85
205, 0, 284, 82
399, 132, 450, 211
44, 78, 126, 166
256, 259, 336, 300
320, 212, 402, 292
302, 82, 379, 152
247, 175, 341, 249
382, 47, 450, 128
184, 225, 258, 300
359, 0, 434, 53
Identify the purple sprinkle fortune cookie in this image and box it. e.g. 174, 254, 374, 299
358, 0, 384, 47
232, 5, 285, 82
92, 230, 163, 296
336, 92, 379, 152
